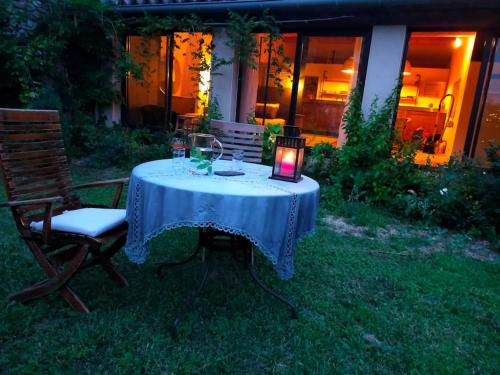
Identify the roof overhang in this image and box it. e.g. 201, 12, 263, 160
112, 0, 500, 29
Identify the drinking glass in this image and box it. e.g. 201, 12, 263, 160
172, 147, 186, 173
232, 150, 244, 171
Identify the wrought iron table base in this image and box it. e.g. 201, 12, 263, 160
157, 231, 297, 338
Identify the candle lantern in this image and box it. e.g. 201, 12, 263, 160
270, 126, 306, 183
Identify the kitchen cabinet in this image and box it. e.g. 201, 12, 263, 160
301, 99, 346, 135
397, 107, 447, 141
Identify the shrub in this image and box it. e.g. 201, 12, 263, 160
303, 142, 339, 182
262, 123, 282, 164
391, 146, 499, 241
336, 85, 424, 204
85, 126, 171, 168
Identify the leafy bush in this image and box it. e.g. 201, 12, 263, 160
83, 126, 171, 168
335, 85, 424, 204
309, 85, 498, 241
396, 149, 500, 241
262, 123, 282, 164
303, 142, 339, 182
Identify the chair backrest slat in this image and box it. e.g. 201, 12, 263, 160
210, 120, 264, 164
0, 108, 81, 229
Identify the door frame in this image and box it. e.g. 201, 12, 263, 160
464, 33, 499, 157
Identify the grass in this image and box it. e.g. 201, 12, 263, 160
0, 165, 499, 374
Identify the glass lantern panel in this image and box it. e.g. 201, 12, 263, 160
275, 146, 297, 178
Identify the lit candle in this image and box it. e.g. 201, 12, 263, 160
280, 150, 296, 177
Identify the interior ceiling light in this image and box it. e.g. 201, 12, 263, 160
403, 60, 412, 76
341, 56, 355, 74
454, 37, 463, 48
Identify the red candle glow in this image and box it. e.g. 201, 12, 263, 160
280, 150, 296, 177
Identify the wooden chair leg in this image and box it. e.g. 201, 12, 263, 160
101, 260, 128, 287
58, 285, 90, 313
86, 235, 128, 287
10, 243, 90, 312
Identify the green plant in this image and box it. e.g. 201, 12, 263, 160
246, 109, 258, 125
199, 96, 223, 134
225, 10, 292, 92
262, 123, 282, 164
336, 84, 423, 204
86, 127, 171, 168
189, 148, 213, 175
1, 0, 142, 155
303, 142, 339, 182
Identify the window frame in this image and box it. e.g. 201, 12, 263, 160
235, 28, 372, 132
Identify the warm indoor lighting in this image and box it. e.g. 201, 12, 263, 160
270, 126, 305, 183
403, 60, 412, 76
454, 37, 463, 48
341, 56, 355, 74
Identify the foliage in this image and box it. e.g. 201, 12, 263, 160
335, 84, 423, 204
1, 0, 142, 155
189, 148, 213, 175
226, 10, 292, 92
395, 150, 500, 242
1, 0, 136, 110
303, 142, 339, 182
198, 96, 223, 134
1, 170, 499, 373
84, 126, 171, 168
246, 108, 258, 125
308, 85, 498, 240
262, 123, 282, 164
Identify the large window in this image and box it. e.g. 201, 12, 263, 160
473, 38, 500, 161
294, 36, 363, 146
395, 31, 479, 165
126, 33, 212, 129
238, 33, 365, 147
126, 36, 168, 127
239, 33, 297, 127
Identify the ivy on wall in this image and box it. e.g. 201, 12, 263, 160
1, 2, 291, 130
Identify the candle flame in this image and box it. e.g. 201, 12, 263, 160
283, 150, 295, 162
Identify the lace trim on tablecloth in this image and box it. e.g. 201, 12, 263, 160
126, 165, 304, 280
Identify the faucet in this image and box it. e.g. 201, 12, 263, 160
438, 93, 455, 114
430, 93, 455, 148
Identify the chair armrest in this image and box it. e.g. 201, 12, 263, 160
69, 178, 129, 209
0, 196, 64, 243
69, 177, 129, 190
0, 196, 64, 208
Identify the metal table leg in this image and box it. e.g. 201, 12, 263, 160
160, 230, 297, 338
170, 247, 210, 339
246, 245, 298, 319
157, 230, 202, 277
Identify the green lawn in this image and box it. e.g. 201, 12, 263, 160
0, 166, 499, 374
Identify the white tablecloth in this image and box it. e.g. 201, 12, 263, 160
124, 159, 320, 279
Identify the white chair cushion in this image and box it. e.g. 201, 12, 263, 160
30, 208, 126, 237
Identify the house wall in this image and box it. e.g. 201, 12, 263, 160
210, 28, 239, 121
361, 25, 408, 115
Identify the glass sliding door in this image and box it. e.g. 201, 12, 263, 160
171, 32, 213, 119
239, 33, 297, 127
126, 36, 169, 127
294, 36, 364, 146
126, 32, 212, 129
473, 38, 500, 161
395, 31, 479, 165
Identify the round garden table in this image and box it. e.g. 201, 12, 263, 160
124, 159, 320, 336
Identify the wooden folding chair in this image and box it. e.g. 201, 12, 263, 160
0, 108, 128, 313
